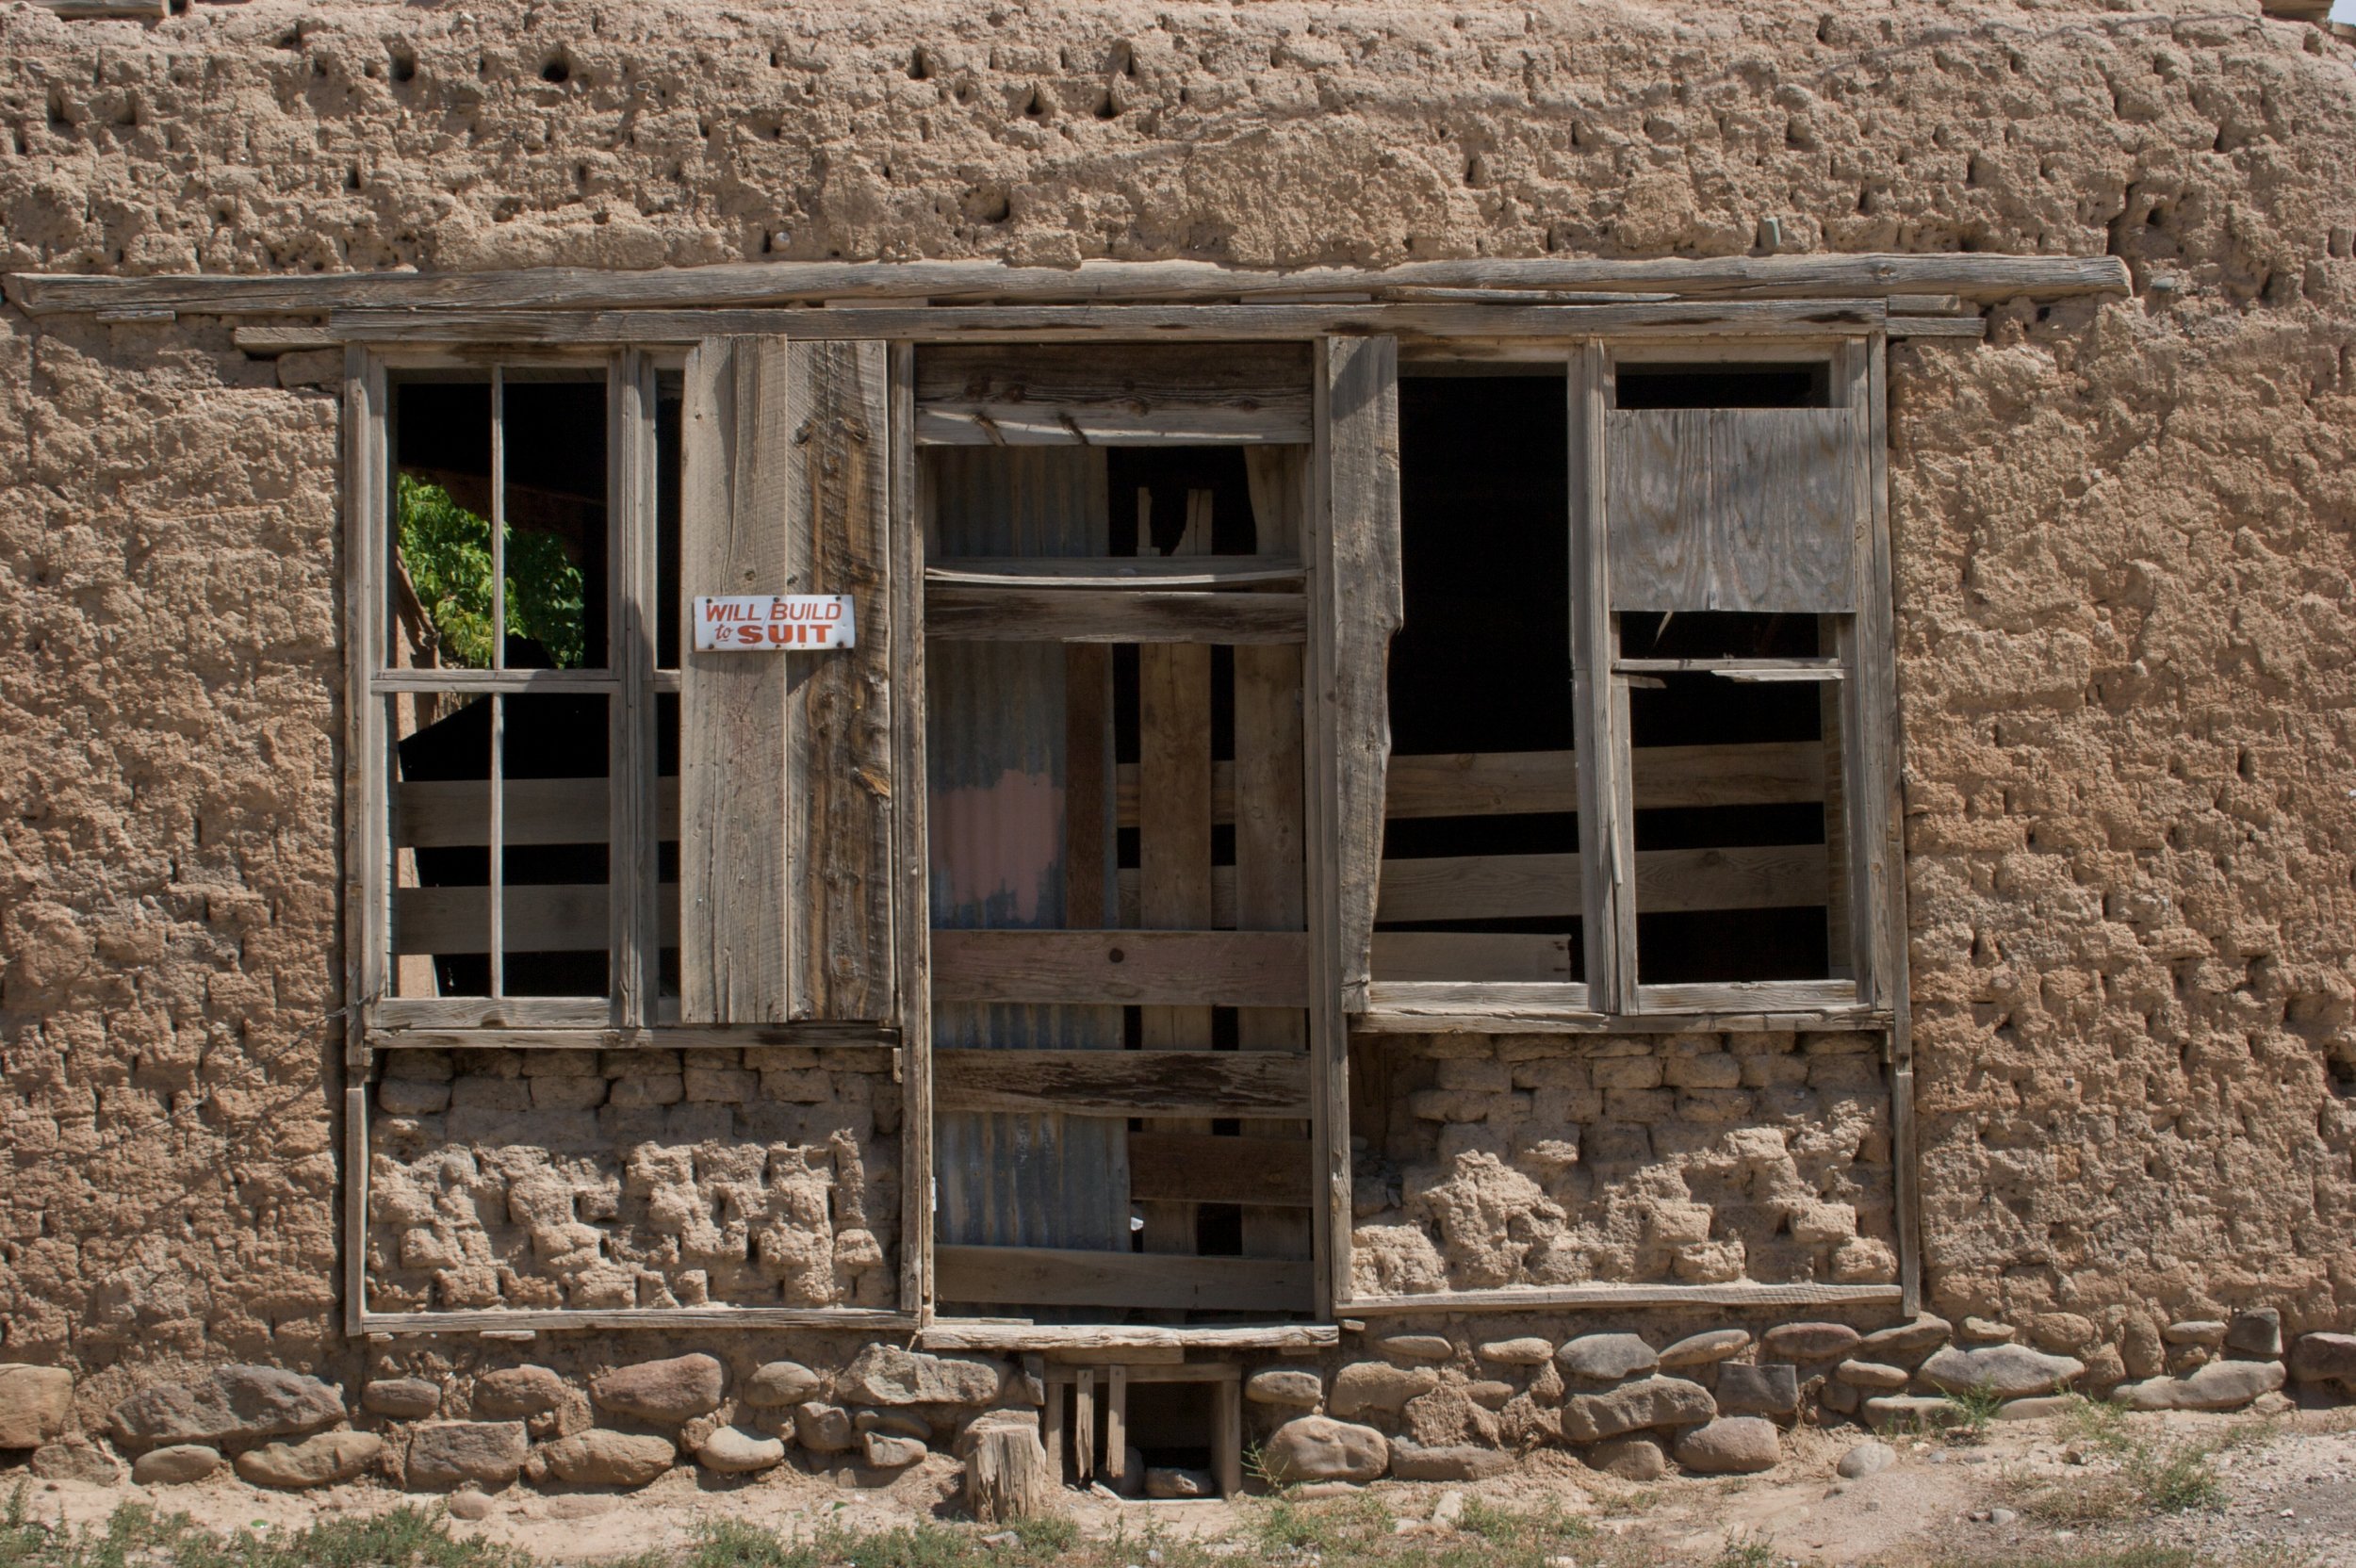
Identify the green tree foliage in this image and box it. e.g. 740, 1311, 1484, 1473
396, 473, 586, 668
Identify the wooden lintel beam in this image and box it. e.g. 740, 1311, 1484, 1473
919, 1321, 1339, 1351
936, 1245, 1314, 1313
924, 587, 1306, 644
5, 254, 2129, 318
932, 1048, 1310, 1118
930, 929, 1311, 1008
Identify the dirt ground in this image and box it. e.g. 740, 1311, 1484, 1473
9, 1407, 2356, 1565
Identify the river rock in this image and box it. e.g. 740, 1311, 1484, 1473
1761, 1323, 1862, 1363
111, 1366, 344, 1450
743, 1361, 825, 1408
590, 1355, 724, 1423
1555, 1333, 1658, 1383
1836, 1360, 1911, 1391
1263, 1415, 1389, 1483
1657, 1330, 1750, 1370
1993, 1396, 2079, 1420
1673, 1416, 1780, 1475
1377, 1335, 1455, 1363
1838, 1440, 1896, 1478
235, 1431, 384, 1489
2226, 1309, 2282, 1358
29, 1437, 121, 1485
475, 1366, 566, 1419
446, 1489, 494, 1521
1960, 1317, 2016, 1344
862, 1431, 926, 1468
362, 1379, 442, 1419
1715, 1363, 1799, 1418
405, 1421, 529, 1490
697, 1425, 787, 1473
543, 1429, 676, 1487
1560, 1376, 1714, 1443
793, 1401, 856, 1452
132, 1445, 222, 1485
1857, 1316, 1951, 1361
1584, 1436, 1667, 1481
855, 1410, 930, 1441
1246, 1368, 1324, 1407
836, 1345, 1004, 1407
2164, 1320, 2227, 1347
1388, 1441, 1511, 1482
2291, 1332, 2356, 1387
1465, 1380, 1515, 1410
1862, 1395, 1962, 1430
1476, 1337, 1556, 1367
1918, 1345, 2084, 1399
0, 1366, 74, 1448
1146, 1465, 1215, 1498
1329, 1362, 1438, 1416
2112, 1359, 2285, 1413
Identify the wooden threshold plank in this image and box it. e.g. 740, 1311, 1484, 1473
925, 557, 1302, 588
936, 1246, 1315, 1312
932, 1049, 1310, 1118
920, 1322, 1340, 1352
929, 929, 1310, 1008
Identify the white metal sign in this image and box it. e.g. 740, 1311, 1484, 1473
693, 595, 857, 651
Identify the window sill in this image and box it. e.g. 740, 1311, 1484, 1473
1354, 980, 1888, 1036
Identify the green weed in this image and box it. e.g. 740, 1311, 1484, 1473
1939, 1380, 2004, 1445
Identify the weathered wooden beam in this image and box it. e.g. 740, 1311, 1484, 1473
368, 1029, 898, 1057
919, 1321, 1339, 1352
936, 1246, 1314, 1313
1373, 843, 1832, 923
232, 323, 336, 355
1126, 1132, 1315, 1208
915, 342, 1312, 446
1370, 931, 1575, 984
362, 1306, 918, 1333
1339, 1282, 1905, 1314
924, 557, 1301, 589
25, 0, 170, 18
929, 929, 1310, 1008
932, 1048, 1311, 1118
6, 254, 2130, 317
924, 586, 1305, 644
1350, 986, 1890, 1035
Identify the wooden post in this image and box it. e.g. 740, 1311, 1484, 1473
1072, 1368, 1095, 1484
1214, 1372, 1244, 1498
1104, 1364, 1128, 1489
965, 1420, 1060, 1524
1043, 1378, 1067, 1483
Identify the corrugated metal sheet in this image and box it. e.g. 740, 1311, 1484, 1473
926, 448, 1130, 1267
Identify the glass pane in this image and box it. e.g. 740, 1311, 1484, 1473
387, 691, 491, 997
389, 377, 494, 672
501, 692, 612, 997
1628, 668, 1847, 984
499, 372, 609, 671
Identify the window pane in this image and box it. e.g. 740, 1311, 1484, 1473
387, 691, 491, 997
1627, 667, 1849, 984
500, 692, 612, 997
388, 377, 494, 672
499, 372, 609, 671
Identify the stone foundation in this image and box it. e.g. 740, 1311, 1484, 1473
366, 1048, 900, 1313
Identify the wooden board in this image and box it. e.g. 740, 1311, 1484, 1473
1340, 1282, 1905, 1314
936, 1247, 1314, 1312
927, 557, 1301, 588
924, 586, 1305, 643
1370, 931, 1574, 983
928, 929, 1311, 1007
932, 1050, 1311, 1118
1127, 1133, 1314, 1207
914, 343, 1313, 445
679, 336, 895, 1023
1372, 843, 1831, 923
1234, 637, 1314, 1264
1606, 408, 1857, 614
919, 1322, 1339, 1352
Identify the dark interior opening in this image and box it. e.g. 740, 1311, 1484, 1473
1613, 361, 1832, 409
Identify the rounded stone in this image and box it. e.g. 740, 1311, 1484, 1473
2164, 1320, 2228, 1348
1464, 1380, 1515, 1411
1760, 1322, 1862, 1363
1857, 1316, 1951, 1361
589, 1355, 725, 1424
861, 1431, 926, 1468
131, 1445, 222, 1486
1672, 1416, 1781, 1475
1584, 1436, 1667, 1481
742, 1361, 824, 1408
474, 1366, 566, 1419
234, 1430, 384, 1489
1917, 1345, 2085, 1399
1263, 1415, 1389, 1484
1389, 1442, 1512, 1482
1475, 1337, 1556, 1367
793, 1402, 856, 1452
696, 1425, 786, 1474
29, 1437, 121, 1485
1835, 1359, 1911, 1392
361, 1378, 442, 1420
1555, 1333, 1659, 1383
1329, 1362, 1439, 1417
405, 1421, 530, 1490
1376, 1334, 1456, 1363
543, 1430, 677, 1488
1146, 1465, 1214, 1498
1837, 1440, 1897, 1479
1656, 1330, 1751, 1370
1245, 1368, 1324, 1408
0, 1365, 74, 1449
446, 1489, 495, 1521
1560, 1376, 1715, 1443
2291, 1332, 2356, 1386
1959, 1317, 2017, 1344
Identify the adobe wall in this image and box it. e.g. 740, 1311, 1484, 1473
2, 0, 2355, 1492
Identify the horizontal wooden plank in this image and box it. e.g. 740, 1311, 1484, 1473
369, 668, 621, 694
925, 557, 1302, 589
925, 587, 1304, 644
915, 343, 1312, 445
1373, 843, 1831, 923
919, 1321, 1339, 1352
395, 776, 682, 847
1126, 1132, 1314, 1208
933, 1049, 1310, 1118
930, 930, 1309, 1008
1351, 987, 1890, 1034
391, 883, 679, 954
1042, 1362, 1244, 1384
1635, 979, 1860, 1013
363, 1307, 918, 1334
1888, 316, 1988, 339
7, 254, 2129, 317
324, 300, 1888, 345
936, 1246, 1314, 1313
232, 323, 336, 354
1371, 931, 1574, 983
368, 1030, 899, 1059
367, 996, 614, 1030
1339, 1282, 1905, 1314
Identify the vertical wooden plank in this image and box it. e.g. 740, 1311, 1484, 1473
789, 340, 896, 1021
1235, 631, 1310, 1266
1044, 1378, 1066, 1482
1821, 617, 1853, 980
680, 336, 794, 1021
1064, 645, 1112, 928
1571, 342, 1627, 1012
342, 344, 385, 1336
1104, 1364, 1128, 1487
611, 351, 655, 1026
1214, 1373, 1244, 1498
1072, 1368, 1095, 1483
889, 342, 933, 1317
1138, 490, 1216, 1260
